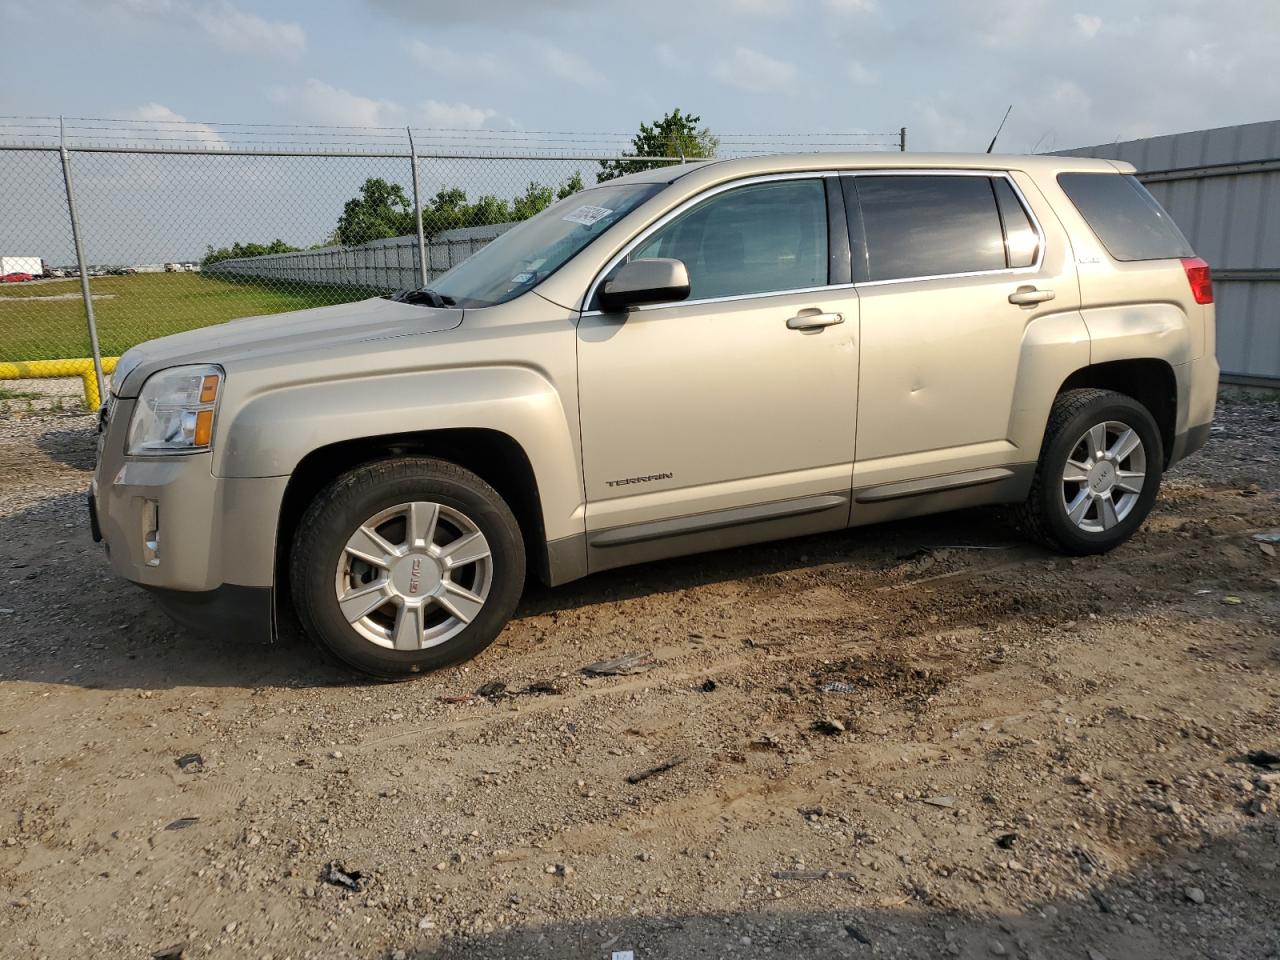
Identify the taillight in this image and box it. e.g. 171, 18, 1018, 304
1182, 256, 1213, 305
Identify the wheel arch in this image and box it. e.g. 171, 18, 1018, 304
1056, 358, 1178, 465
275, 428, 555, 614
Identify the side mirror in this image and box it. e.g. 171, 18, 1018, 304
597, 258, 690, 312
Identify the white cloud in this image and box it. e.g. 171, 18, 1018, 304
724, 0, 793, 14
121, 103, 226, 147
542, 45, 605, 87
417, 100, 496, 130
711, 46, 797, 92
269, 79, 404, 128
268, 79, 501, 132
825, 0, 877, 12
847, 60, 879, 84
113, 0, 304, 57
1073, 12, 1102, 37
407, 40, 505, 79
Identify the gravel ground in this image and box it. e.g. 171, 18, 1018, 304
0, 392, 1277, 960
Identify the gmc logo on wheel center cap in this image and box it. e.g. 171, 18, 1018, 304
408, 558, 422, 594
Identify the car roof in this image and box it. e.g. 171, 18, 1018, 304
597, 151, 1132, 187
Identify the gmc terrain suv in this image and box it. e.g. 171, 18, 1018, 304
91, 153, 1218, 677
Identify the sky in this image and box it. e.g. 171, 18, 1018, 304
2, 0, 1278, 154
2, 0, 1278, 267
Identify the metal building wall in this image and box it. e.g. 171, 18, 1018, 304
1058, 120, 1280, 385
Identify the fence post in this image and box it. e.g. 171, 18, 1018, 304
58, 116, 105, 409
899, 127, 908, 152
406, 127, 429, 289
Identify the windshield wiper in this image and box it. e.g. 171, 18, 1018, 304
388, 287, 456, 307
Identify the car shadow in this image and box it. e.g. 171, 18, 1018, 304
0, 484, 1028, 693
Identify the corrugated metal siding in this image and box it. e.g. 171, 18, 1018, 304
1058, 120, 1280, 383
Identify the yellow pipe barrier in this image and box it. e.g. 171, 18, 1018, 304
0, 357, 119, 410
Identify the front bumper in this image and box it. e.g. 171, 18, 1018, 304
91, 395, 287, 640
141, 583, 274, 644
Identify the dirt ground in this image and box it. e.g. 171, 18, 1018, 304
0, 393, 1277, 960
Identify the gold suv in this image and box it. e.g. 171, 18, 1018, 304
92, 153, 1218, 677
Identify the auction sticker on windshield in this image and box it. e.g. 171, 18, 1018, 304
562, 204, 613, 226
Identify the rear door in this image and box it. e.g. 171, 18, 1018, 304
845, 171, 1082, 494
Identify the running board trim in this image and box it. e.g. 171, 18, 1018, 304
589, 493, 849, 548
854, 467, 1015, 504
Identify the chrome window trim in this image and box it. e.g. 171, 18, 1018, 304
578, 167, 1048, 315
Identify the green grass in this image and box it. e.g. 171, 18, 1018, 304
0, 386, 42, 400
0, 273, 381, 362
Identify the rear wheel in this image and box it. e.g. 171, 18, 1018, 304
1015, 388, 1163, 555
290, 457, 525, 679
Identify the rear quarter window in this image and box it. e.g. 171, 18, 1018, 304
1057, 173, 1193, 262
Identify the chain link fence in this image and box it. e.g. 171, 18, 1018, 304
0, 118, 905, 408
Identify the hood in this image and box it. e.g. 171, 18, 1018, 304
112, 296, 463, 397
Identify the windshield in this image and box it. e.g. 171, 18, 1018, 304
426, 182, 664, 307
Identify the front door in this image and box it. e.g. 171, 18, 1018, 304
577, 176, 859, 567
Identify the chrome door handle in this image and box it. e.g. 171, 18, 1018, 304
1008, 286, 1055, 306
786, 311, 844, 330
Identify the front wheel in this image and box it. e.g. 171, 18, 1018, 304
290, 457, 525, 679
1015, 388, 1164, 555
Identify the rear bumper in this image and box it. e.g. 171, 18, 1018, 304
141, 583, 274, 644
1168, 421, 1212, 468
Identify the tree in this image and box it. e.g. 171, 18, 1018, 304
332, 177, 413, 246
330, 173, 587, 247
597, 109, 719, 183
202, 238, 301, 267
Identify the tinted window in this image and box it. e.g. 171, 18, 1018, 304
629, 179, 827, 300
1057, 173, 1193, 261
857, 175, 1007, 282
993, 177, 1039, 268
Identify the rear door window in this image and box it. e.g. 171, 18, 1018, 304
992, 177, 1039, 268
1057, 173, 1193, 261
854, 175, 1008, 282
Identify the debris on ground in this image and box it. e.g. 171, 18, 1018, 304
164, 817, 199, 831
811, 718, 846, 735
150, 943, 187, 960
995, 833, 1018, 849
321, 861, 365, 892
845, 924, 872, 945
625, 756, 687, 784
475, 681, 507, 699
523, 679, 561, 695
699, 678, 718, 692
820, 681, 858, 694
919, 796, 955, 808
174, 753, 203, 771
1242, 749, 1280, 771
582, 652, 656, 676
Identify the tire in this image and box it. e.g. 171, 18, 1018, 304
1014, 388, 1164, 555
290, 457, 525, 679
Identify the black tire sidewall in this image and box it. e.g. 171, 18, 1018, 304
293, 461, 525, 679
1038, 396, 1163, 554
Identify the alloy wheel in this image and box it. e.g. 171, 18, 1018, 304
1060, 420, 1147, 533
333, 501, 493, 650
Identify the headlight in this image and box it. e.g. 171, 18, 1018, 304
126, 364, 224, 455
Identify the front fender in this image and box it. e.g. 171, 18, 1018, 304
212, 365, 584, 541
